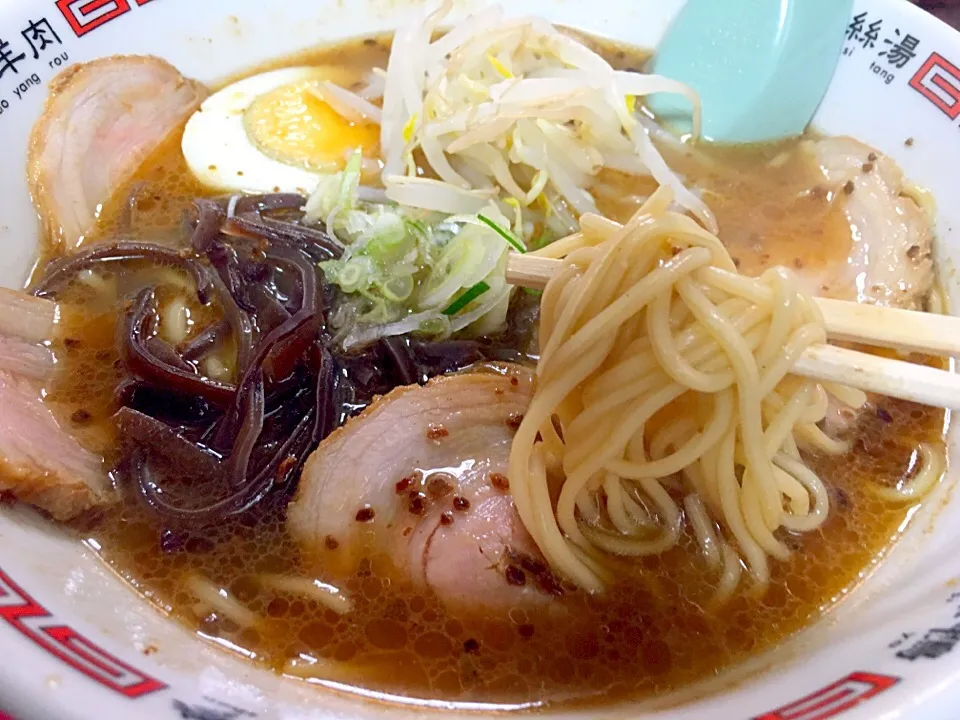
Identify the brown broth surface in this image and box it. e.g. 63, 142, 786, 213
34, 35, 948, 710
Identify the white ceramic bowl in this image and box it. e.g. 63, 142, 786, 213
2, 1, 960, 718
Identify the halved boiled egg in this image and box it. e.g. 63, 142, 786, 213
182, 67, 380, 195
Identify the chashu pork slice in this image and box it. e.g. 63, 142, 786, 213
28, 55, 208, 252
0, 288, 109, 520
288, 365, 561, 611
801, 137, 938, 434
805, 135, 935, 310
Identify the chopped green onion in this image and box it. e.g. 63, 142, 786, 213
338, 150, 364, 211
522, 287, 543, 296
406, 218, 428, 235
442, 281, 490, 316
337, 259, 369, 293
318, 259, 341, 278
382, 275, 415, 302
478, 214, 526, 253
419, 316, 450, 335
370, 214, 407, 247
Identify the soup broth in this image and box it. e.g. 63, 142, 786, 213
37, 35, 946, 708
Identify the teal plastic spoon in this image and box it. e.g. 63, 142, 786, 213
649, 0, 854, 143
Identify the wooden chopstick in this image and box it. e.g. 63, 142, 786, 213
506, 255, 960, 357
794, 345, 960, 409
815, 298, 960, 356
505, 254, 560, 291
505, 253, 960, 409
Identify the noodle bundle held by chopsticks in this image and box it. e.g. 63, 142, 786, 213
508, 187, 871, 601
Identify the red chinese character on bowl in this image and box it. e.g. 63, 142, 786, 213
753, 671, 899, 720
910, 51, 960, 118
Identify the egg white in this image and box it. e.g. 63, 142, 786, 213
181, 66, 359, 195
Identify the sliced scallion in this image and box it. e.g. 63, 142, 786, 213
477, 214, 526, 253
442, 281, 491, 316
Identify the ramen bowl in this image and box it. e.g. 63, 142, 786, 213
1, 0, 960, 718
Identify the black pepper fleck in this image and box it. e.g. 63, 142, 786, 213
505, 565, 526, 586
518, 554, 548, 576
355, 507, 376, 522
834, 486, 852, 510
861, 162, 874, 173
843, 179, 855, 195
518, 624, 535, 638
63, 337, 81, 349
440, 511, 454, 526
408, 493, 427, 515
907, 245, 921, 260
70, 409, 92, 424
905, 137, 915, 147
867, 152, 878, 162
325, 535, 340, 550
463, 638, 480, 654
489, 473, 510, 492
877, 407, 893, 423
506, 413, 524, 430
453, 496, 470, 511
427, 424, 449, 440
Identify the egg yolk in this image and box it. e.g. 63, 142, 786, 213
243, 80, 379, 170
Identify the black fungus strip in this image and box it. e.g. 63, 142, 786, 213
33, 241, 215, 303
144, 336, 196, 373
122, 288, 237, 407
209, 271, 254, 373
115, 407, 223, 476
259, 245, 321, 382
131, 447, 275, 522
178, 319, 230, 362
233, 193, 305, 215
224, 369, 265, 489
206, 241, 258, 313
224, 214, 343, 260
129, 346, 340, 523
189, 198, 226, 253
383, 337, 420, 386
408, 339, 485, 383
